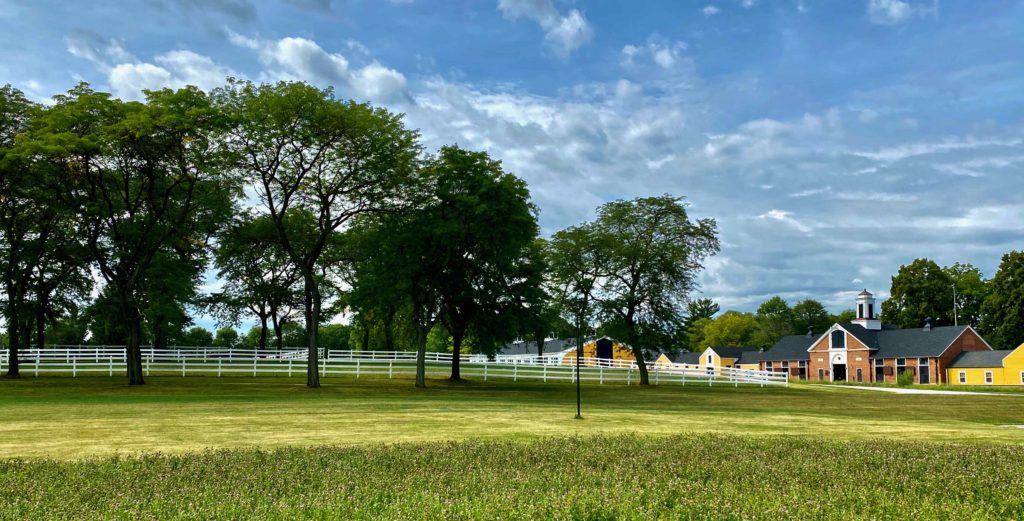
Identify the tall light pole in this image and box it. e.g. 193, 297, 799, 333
575, 332, 582, 419
952, 284, 959, 327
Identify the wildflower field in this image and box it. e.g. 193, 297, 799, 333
2, 376, 1024, 519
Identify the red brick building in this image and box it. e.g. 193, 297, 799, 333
760, 290, 992, 384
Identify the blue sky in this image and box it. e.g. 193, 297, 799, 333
3, 0, 1024, 327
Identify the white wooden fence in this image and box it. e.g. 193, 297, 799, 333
0, 346, 789, 387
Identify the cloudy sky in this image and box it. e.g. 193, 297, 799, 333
3, 0, 1024, 320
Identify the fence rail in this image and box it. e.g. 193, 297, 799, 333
0, 346, 788, 387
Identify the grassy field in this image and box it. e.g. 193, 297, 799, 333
2, 375, 1024, 459
4, 434, 1024, 519
3, 375, 1024, 519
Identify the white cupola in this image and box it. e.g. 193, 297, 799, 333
851, 289, 881, 330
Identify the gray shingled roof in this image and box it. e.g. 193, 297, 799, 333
948, 350, 1012, 368
670, 352, 701, 365
763, 323, 982, 361
500, 338, 576, 356
709, 346, 760, 360
736, 350, 764, 364
762, 335, 815, 361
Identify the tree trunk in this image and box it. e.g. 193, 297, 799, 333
304, 272, 321, 388
360, 319, 370, 351
125, 311, 145, 385
383, 311, 395, 352
626, 316, 649, 385
270, 303, 284, 350
534, 331, 546, 362
35, 290, 46, 350
153, 313, 168, 351
258, 315, 268, 351
415, 323, 428, 389
5, 306, 20, 377
450, 327, 464, 381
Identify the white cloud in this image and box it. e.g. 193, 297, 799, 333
852, 137, 1023, 162
702, 5, 720, 15
497, 0, 594, 58
108, 50, 239, 100
65, 29, 134, 71
758, 209, 813, 233
867, 0, 937, 26
109, 63, 173, 100
620, 36, 688, 70
234, 34, 410, 103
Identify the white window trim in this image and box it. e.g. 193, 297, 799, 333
959, 371, 966, 384
1020, 371, 1024, 385
985, 371, 993, 384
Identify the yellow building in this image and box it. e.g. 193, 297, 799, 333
561, 338, 637, 367
947, 343, 1024, 385
654, 347, 762, 371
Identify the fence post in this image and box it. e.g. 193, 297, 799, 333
356, 359, 361, 379
182, 358, 186, 377
72, 358, 76, 378
514, 365, 518, 382
600, 367, 604, 385
218, 359, 222, 377
253, 356, 257, 377
109, 358, 113, 377
484, 364, 488, 381
145, 355, 150, 376
655, 369, 660, 385
626, 368, 631, 385
389, 360, 393, 379
543, 365, 547, 383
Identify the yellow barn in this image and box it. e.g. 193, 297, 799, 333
947, 343, 1024, 385
561, 337, 637, 367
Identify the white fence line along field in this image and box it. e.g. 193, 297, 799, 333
0, 346, 789, 387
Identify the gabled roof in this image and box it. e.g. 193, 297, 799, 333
763, 335, 815, 361
664, 351, 701, 365
837, 323, 880, 349
500, 338, 576, 356
736, 350, 764, 364
948, 350, 1013, 368
709, 346, 760, 360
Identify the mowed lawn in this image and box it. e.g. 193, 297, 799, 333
2, 375, 1024, 459
4, 376, 1024, 519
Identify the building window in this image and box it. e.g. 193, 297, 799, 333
874, 358, 885, 383
858, 303, 864, 318
818, 368, 824, 381
1020, 371, 1024, 385
799, 360, 806, 368
959, 371, 966, 384
985, 371, 993, 384
781, 361, 789, 370
831, 330, 845, 349
918, 358, 930, 385
766, 361, 773, 370
868, 303, 874, 319
707, 354, 713, 365
856, 368, 863, 382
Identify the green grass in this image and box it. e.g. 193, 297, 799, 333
4, 376, 1024, 519
2, 375, 1024, 460
4, 434, 1024, 520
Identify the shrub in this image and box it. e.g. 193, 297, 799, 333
897, 369, 915, 386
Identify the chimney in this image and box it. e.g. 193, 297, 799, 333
806, 328, 814, 338
923, 318, 933, 331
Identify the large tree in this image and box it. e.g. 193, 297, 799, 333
882, 258, 954, 329
755, 296, 793, 346
980, 251, 1024, 349
0, 85, 43, 375
212, 212, 303, 350
216, 80, 420, 388
547, 225, 602, 374
425, 147, 542, 380
944, 262, 988, 327
591, 195, 719, 385
791, 298, 831, 336
28, 84, 235, 384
